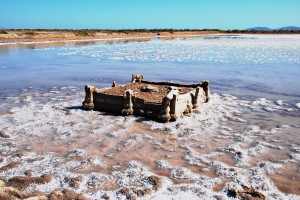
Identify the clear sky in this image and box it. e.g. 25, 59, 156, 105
1, 0, 300, 30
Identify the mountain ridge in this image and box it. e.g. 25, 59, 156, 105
246, 26, 300, 31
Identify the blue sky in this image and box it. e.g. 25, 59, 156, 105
1, 0, 300, 29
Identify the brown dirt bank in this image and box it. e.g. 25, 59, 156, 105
1, 29, 299, 44
0, 30, 221, 43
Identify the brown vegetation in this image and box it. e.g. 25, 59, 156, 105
23, 31, 37, 36
73, 30, 95, 37
0, 30, 8, 34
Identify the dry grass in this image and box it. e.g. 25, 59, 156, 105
0, 30, 8, 34
23, 31, 37, 36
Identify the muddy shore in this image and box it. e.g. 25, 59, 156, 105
0, 30, 221, 43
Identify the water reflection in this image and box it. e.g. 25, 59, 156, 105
0, 34, 210, 53
0, 37, 153, 53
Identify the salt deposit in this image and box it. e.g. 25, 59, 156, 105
0, 86, 299, 199
54, 34, 300, 64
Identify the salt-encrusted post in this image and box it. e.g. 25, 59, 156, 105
170, 94, 179, 121
82, 85, 96, 110
192, 87, 201, 108
122, 89, 134, 115
158, 97, 171, 122
112, 80, 118, 87
202, 80, 211, 102
159, 86, 179, 122
131, 74, 144, 83
183, 98, 193, 114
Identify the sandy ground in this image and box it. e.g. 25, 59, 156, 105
0, 30, 221, 44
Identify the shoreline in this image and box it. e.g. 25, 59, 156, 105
1, 29, 299, 44
0, 30, 220, 44
0, 34, 222, 46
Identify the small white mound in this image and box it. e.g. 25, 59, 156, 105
156, 160, 171, 169
275, 100, 284, 106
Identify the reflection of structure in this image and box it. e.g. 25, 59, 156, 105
0, 38, 152, 53
83, 74, 210, 122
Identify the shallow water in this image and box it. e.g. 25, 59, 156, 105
0, 34, 300, 199
1, 34, 300, 100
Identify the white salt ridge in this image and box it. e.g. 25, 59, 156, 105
290, 153, 300, 161
275, 100, 284, 106
0, 152, 59, 179
112, 160, 152, 187
85, 172, 113, 188
291, 145, 300, 153
0, 141, 18, 155
58, 161, 84, 171
155, 160, 171, 169
251, 98, 283, 112
129, 134, 154, 141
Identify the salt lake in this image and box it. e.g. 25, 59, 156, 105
0, 34, 299, 199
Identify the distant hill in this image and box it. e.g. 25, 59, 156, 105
246, 26, 300, 31
246, 27, 272, 31
277, 26, 300, 30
